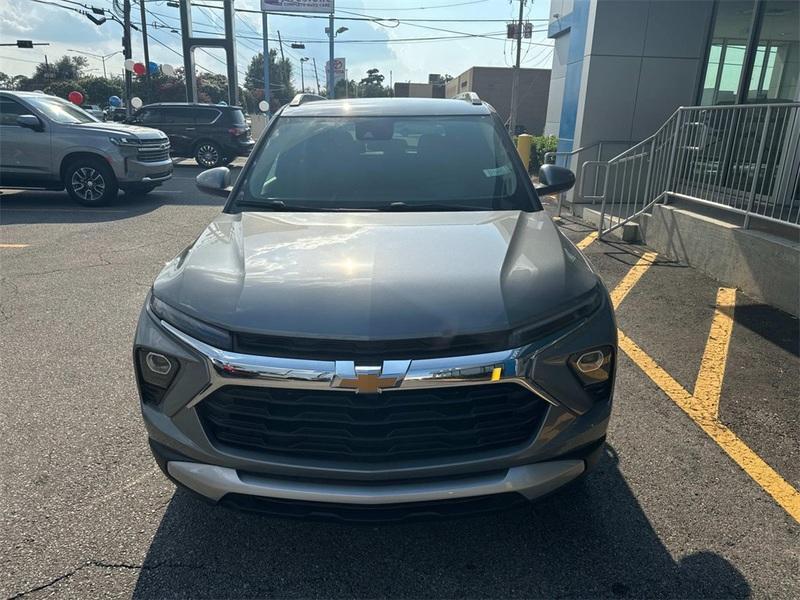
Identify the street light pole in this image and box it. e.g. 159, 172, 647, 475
313, 57, 320, 95
262, 10, 270, 111
328, 11, 334, 98
300, 57, 309, 93
67, 50, 123, 79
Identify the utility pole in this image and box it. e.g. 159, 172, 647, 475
328, 11, 334, 98
313, 57, 320, 95
139, 0, 151, 103
123, 0, 132, 116
262, 11, 270, 111
276, 30, 286, 93
509, 0, 525, 135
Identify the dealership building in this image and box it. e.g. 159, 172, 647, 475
543, 0, 799, 314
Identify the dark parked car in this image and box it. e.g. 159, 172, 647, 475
128, 103, 255, 168
134, 94, 616, 521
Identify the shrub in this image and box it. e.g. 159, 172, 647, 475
529, 135, 558, 174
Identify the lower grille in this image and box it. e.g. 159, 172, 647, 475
220, 492, 528, 523
197, 383, 547, 464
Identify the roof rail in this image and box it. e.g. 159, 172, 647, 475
289, 93, 327, 107
452, 91, 482, 105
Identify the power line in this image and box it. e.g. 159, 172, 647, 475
338, 0, 488, 10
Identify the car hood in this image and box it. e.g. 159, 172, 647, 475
71, 121, 166, 140
152, 210, 600, 341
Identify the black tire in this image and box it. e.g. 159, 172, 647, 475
194, 141, 223, 169
63, 158, 118, 206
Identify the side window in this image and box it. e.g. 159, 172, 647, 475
192, 108, 220, 124
162, 108, 191, 124
139, 109, 161, 124
0, 97, 28, 126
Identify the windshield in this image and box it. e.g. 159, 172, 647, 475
25, 96, 97, 124
232, 114, 536, 212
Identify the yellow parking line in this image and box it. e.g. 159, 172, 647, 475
0, 243, 29, 248
694, 287, 737, 417
610, 251, 658, 309
619, 331, 800, 523
576, 231, 598, 250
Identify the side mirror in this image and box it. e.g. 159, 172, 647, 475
17, 114, 43, 132
196, 167, 232, 198
537, 164, 575, 195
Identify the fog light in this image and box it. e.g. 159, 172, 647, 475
568, 346, 614, 387
136, 348, 179, 403
145, 352, 172, 375
575, 350, 605, 373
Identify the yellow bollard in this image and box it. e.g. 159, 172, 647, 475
516, 134, 534, 172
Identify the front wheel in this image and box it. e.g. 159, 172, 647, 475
64, 159, 118, 206
195, 142, 223, 169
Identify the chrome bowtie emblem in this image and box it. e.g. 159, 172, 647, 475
332, 361, 410, 394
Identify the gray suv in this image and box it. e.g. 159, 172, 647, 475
134, 95, 616, 521
0, 91, 172, 205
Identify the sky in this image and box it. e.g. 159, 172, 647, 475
0, 0, 554, 90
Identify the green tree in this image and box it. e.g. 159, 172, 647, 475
358, 68, 391, 98
79, 76, 124, 105
34, 55, 88, 83
43, 79, 86, 101
245, 49, 295, 109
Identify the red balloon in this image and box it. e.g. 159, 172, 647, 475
133, 62, 146, 75
67, 91, 83, 105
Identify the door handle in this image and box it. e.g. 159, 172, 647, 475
185, 127, 196, 131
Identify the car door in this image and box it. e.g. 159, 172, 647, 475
0, 95, 52, 186
161, 107, 196, 156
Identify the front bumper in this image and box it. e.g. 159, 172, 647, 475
167, 459, 585, 504
118, 157, 173, 185
134, 290, 617, 512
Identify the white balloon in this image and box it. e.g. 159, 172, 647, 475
124, 59, 136, 72
258, 100, 269, 112
131, 96, 143, 109
161, 63, 175, 77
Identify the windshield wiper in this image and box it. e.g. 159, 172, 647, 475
378, 201, 487, 212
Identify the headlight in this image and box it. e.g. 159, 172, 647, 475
149, 294, 233, 350
109, 135, 139, 146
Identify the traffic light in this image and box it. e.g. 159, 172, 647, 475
17, 40, 34, 48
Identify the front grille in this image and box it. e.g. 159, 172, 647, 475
137, 140, 170, 162
197, 383, 547, 464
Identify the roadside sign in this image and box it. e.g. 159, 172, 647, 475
325, 57, 346, 86
262, 0, 333, 13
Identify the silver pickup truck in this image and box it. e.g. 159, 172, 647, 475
0, 91, 173, 206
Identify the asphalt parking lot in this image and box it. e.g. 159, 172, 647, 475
1, 170, 798, 599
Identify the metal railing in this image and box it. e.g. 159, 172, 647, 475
543, 141, 629, 216
579, 103, 800, 238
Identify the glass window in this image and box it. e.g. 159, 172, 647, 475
161, 107, 191, 124
747, 0, 799, 102
188, 108, 220, 124
138, 108, 161, 124
22, 95, 96, 123
699, 1, 754, 105
0, 97, 28, 126
234, 115, 534, 212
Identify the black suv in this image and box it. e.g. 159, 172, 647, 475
128, 103, 255, 168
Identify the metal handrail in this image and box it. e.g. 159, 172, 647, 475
585, 102, 800, 238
